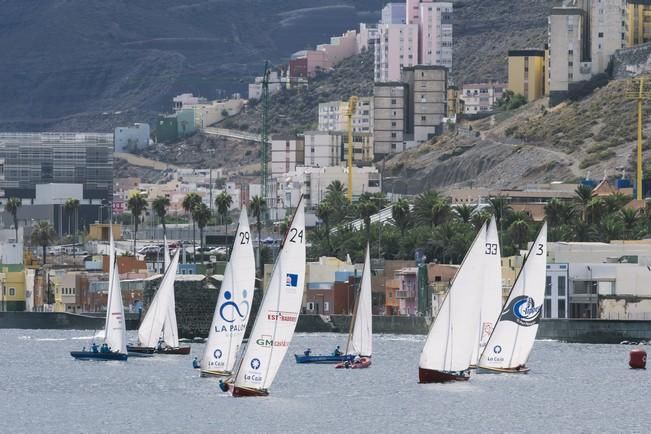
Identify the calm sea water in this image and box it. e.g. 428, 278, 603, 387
0, 329, 649, 433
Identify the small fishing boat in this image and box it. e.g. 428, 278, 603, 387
418, 222, 488, 383
477, 223, 547, 374
200, 208, 256, 378
227, 197, 306, 397
335, 244, 372, 369
128, 243, 190, 355
71, 232, 128, 361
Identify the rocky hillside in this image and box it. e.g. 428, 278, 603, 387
384, 78, 650, 194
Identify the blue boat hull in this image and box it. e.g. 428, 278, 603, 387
294, 354, 353, 364
70, 351, 128, 361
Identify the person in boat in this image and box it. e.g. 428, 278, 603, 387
192, 357, 200, 369
219, 379, 230, 393
100, 343, 109, 353
91, 343, 99, 353
303, 348, 311, 357
343, 360, 351, 369
333, 346, 342, 356
353, 355, 361, 364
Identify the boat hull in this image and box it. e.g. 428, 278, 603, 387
70, 351, 128, 361
156, 346, 191, 355
294, 354, 352, 364
418, 367, 469, 383
126, 345, 155, 354
335, 357, 372, 369
476, 365, 530, 374
232, 386, 269, 398
200, 370, 231, 378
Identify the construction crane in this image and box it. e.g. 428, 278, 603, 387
625, 77, 651, 201
346, 95, 358, 203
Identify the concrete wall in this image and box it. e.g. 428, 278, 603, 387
0, 312, 139, 330
537, 319, 651, 343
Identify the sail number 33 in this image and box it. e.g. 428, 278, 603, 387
485, 243, 498, 255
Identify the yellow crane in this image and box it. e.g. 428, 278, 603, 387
346, 95, 358, 203
625, 77, 651, 201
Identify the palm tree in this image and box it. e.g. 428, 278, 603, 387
508, 218, 530, 250
325, 181, 348, 224
152, 195, 170, 237
326, 180, 346, 197
414, 191, 451, 228
356, 196, 381, 241
453, 204, 476, 224
249, 195, 266, 275
488, 196, 512, 225
316, 201, 334, 252
620, 208, 640, 238
127, 192, 148, 255
215, 191, 233, 240
575, 184, 594, 221
391, 198, 412, 237
5, 198, 21, 242
31, 221, 56, 266
470, 208, 493, 230
64, 198, 80, 256
585, 197, 607, 225
601, 214, 623, 242
182, 192, 202, 263
194, 203, 211, 264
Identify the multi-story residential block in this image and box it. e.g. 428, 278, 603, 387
270, 135, 305, 179
417, 2, 453, 68
373, 82, 408, 157
507, 49, 547, 101
357, 23, 380, 53
589, 0, 627, 75
302, 131, 374, 168
248, 71, 283, 100
627, 0, 651, 46
289, 31, 359, 78
114, 123, 150, 152
374, 23, 419, 82
317, 97, 373, 133
459, 82, 506, 114
402, 65, 448, 142
382, 3, 406, 24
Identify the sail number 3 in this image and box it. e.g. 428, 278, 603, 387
535, 243, 544, 255
289, 228, 304, 244
485, 243, 498, 255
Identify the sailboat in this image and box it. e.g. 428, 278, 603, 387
418, 222, 487, 383
200, 208, 256, 377
71, 231, 128, 361
470, 216, 503, 368
335, 244, 372, 369
477, 222, 547, 374
127, 248, 190, 355
227, 196, 306, 397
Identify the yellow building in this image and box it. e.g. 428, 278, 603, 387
0, 265, 26, 311
627, 1, 651, 47
507, 49, 546, 101
501, 256, 524, 301
88, 224, 122, 242
447, 87, 461, 117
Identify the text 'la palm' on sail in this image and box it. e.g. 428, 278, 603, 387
335, 244, 372, 369
417, 222, 488, 383
200, 208, 256, 377
477, 222, 547, 374
228, 196, 306, 397
71, 230, 128, 361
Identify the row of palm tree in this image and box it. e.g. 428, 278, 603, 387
309, 182, 651, 263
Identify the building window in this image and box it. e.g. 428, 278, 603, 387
598, 32, 604, 38
324, 302, 330, 312
544, 299, 552, 318
421, 116, 426, 121
391, 99, 397, 104
558, 299, 566, 318
391, 121, 397, 127
545, 276, 551, 296
558, 276, 566, 296
391, 132, 397, 138
9, 287, 15, 296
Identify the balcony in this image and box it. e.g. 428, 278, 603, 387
395, 290, 412, 299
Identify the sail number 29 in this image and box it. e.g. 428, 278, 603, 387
239, 231, 250, 245
289, 228, 304, 244
485, 243, 498, 255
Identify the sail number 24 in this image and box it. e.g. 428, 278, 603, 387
289, 228, 304, 244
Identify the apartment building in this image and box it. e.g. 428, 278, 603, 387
317, 98, 373, 133
382, 3, 406, 24
589, 0, 627, 75
302, 131, 374, 167
402, 65, 448, 142
507, 49, 547, 101
417, 2, 453, 69
375, 23, 419, 82
459, 82, 506, 114
373, 82, 408, 157
270, 135, 305, 179
627, 0, 651, 46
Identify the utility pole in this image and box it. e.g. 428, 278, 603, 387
346, 96, 359, 203
625, 77, 651, 201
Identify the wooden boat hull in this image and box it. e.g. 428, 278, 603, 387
476, 365, 530, 374
335, 357, 372, 369
126, 345, 155, 354
232, 386, 269, 398
156, 346, 191, 355
294, 354, 352, 364
418, 367, 469, 383
200, 370, 231, 378
70, 351, 128, 361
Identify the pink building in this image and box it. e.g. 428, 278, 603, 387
317, 30, 359, 65
289, 31, 360, 78
374, 23, 419, 82
395, 267, 419, 315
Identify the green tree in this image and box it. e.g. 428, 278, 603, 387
585, 197, 607, 225
575, 184, 594, 222
316, 201, 334, 252
182, 192, 202, 263
5, 198, 21, 242
215, 191, 233, 240
324, 180, 349, 225
31, 221, 56, 266
453, 204, 476, 224
508, 217, 530, 250
356, 195, 381, 241
620, 208, 640, 238
488, 196, 512, 225
414, 191, 451, 228
391, 198, 412, 237
249, 195, 266, 275
63, 198, 80, 257
152, 196, 170, 237
127, 192, 148, 255
470, 208, 493, 230
194, 202, 211, 263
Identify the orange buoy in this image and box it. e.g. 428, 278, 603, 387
629, 348, 647, 369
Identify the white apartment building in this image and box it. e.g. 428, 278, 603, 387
317, 98, 373, 133
375, 23, 419, 82
418, 2, 453, 69
270, 136, 305, 179
459, 83, 506, 114
589, 0, 627, 75
302, 131, 374, 167
248, 71, 283, 101
373, 83, 408, 157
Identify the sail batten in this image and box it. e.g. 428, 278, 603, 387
201, 209, 256, 374
233, 197, 306, 393
478, 223, 547, 371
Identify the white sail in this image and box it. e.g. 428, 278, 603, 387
419, 223, 487, 373
162, 237, 179, 348
347, 244, 372, 357
201, 208, 256, 374
104, 236, 127, 354
478, 223, 547, 371
137, 250, 181, 348
163, 236, 171, 271
470, 217, 503, 366
234, 197, 306, 393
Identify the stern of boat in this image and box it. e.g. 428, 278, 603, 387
232, 386, 269, 398
418, 367, 469, 383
